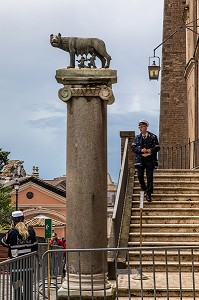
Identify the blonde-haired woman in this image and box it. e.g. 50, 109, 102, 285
1, 211, 38, 299
1, 211, 38, 257
15, 221, 29, 240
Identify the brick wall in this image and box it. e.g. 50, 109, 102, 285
159, 1, 188, 156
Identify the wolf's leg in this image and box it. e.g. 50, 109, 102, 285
68, 50, 75, 68
96, 53, 106, 68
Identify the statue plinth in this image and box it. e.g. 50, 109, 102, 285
56, 68, 117, 85
56, 69, 117, 105
56, 68, 117, 299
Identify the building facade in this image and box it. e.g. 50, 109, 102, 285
0, 161, 117, 240
159, 0, 188, 154
159, 0, 199, 168
184, 0, 199, 150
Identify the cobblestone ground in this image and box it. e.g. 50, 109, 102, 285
0, 275, 62, 300
2, 272, 199, 299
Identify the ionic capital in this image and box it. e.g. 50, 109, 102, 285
58, 85, 115, 105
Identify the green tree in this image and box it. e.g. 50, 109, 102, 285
0, 185, 14, 230
0, 148, 10, 172
0, 148, 12, 230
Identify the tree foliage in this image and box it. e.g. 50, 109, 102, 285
0, 185, 14, 230
0, 148, 10, 173
0, 148, 13, 230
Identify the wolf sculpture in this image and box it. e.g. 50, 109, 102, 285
50, 33, 111, 69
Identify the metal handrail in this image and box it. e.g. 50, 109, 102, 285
159, 139, 199, 169
40, 246, 199, 299
0, 252, 39, 300
112, 138, 129, 247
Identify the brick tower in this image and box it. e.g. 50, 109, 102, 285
159, 0, 188, 163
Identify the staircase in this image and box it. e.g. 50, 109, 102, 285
120, 169, 199, 298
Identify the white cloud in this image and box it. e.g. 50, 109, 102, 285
0, 0, 164, 181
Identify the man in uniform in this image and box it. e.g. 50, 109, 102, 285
131, 120, 160, 202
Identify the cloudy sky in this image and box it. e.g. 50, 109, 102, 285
0, 0, 164, 184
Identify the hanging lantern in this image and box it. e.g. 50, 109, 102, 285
148, 56, 160, 80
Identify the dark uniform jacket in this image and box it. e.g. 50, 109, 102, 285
1, 226, 38, 258
131, 131, 160, 167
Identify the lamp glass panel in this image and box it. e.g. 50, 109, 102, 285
148, 66, 159, 80
14, 183, 20, 190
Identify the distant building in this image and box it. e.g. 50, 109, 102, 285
107, 173, 117, 217
0, 161, 117, 239
3, 175, 66, 238
159, 1, 199, 167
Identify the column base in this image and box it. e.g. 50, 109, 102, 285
58, 273, 115, 300
58, 287, 115, 300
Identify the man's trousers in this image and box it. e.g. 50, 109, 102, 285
137, 157, 154, 196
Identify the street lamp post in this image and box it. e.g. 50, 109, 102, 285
148, 23, 199, 80
14, 179, 20, 210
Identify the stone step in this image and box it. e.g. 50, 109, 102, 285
130, 224, 199, 233
127, 260, 199, 272
132, 193, 199, 201
146, 169, 199, 175
118, 287, 199, 297
131, 207, 199, 216
128, 250, 199, 262
117, 271, 199, 297
134, 180, 199, 187
135, 174, 199, 181
133, 186, 199, 194
131, 215, 199, 224
118, 298, 197, 300
128, 168, 199, 293
129, 232, 199, 243
154, 174, 199, 181
128, 241, 199, 247
132, 200, 199, 209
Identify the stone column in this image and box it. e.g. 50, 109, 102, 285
56, 69, 117, 299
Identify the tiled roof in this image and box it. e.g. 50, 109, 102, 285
44, 174, 117, 191
25, 215, 65, 227
24, 208, 65, 223
3, 176, 66, 197
44, 177, 66, 191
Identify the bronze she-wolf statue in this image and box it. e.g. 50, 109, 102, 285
50, 33, 111, 69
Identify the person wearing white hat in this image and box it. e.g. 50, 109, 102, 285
1, 210, 38, 258
131, 120, 160, 202
1, 210, 38, 299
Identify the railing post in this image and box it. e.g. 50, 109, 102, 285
167, 147, 169, 169
184, 144, 187, 169
171, 147, 174, 169
192, 141, 196, 169
120, 131, 135, 168
188, 139, 191, 169
176, 146, 178, 169
180, 146, 182, 169
162, 146, 165, 169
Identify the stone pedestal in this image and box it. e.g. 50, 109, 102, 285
56, 69, 117, 299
